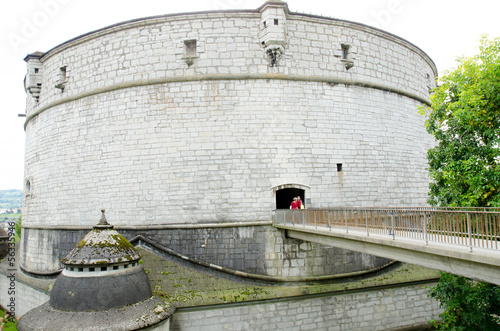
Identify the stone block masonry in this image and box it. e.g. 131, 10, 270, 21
0, 273, 50, 316
20, 224, 390, 278
21, 0, 436, 283
17, 3, 442, 328
22, 81, 433, 230
22, 3, 436, 234
169, 282, 442, 331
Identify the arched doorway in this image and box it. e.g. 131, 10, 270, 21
275, 187, 305, 209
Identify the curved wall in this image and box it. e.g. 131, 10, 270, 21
24, 80, 432, 226
21, 2, 436, 274
22, 4, 436, 227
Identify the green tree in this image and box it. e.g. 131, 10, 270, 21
15, 216, 21, 243
420, 36, 500, 207
420, 36, 500, 330
428, 273, 500, 330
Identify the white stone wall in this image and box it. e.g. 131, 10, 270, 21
22, 2, 436, 261
0, 273, 50, 316
170, 283, 442, 331
25, 9, 435, 117
23, 80, 432, 227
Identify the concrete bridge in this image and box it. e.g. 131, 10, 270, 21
273, 208, 500, 285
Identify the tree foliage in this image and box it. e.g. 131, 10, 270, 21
428, 273, 500, 330
421, 36, 500, 330
420, 36, 500, 207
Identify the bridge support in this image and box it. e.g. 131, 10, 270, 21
278, 226, 500, 286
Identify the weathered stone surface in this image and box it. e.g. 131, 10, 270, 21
21, 225, 392, 278
17, 7, 440, 330
17, 296, 174, 331
22, 2, 436, 236
50, 266, 152, 311
168, 283, 440, 331
61, 226, 140, 266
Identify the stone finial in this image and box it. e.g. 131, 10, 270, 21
62, 209, 139, 266
99, 209, 107, 224
94, 209, 113, 229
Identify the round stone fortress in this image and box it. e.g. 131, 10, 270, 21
21, 1, 436, 276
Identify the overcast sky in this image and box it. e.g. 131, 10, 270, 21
1, 0, 499, 190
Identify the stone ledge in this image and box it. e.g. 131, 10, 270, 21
21, 220, 273, 231
24, 73, 431, 130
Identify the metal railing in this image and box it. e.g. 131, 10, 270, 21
274, 208, 500, 251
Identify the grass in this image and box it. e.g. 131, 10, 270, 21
0, 308, 18, 331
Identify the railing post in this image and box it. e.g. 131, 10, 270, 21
345, 209, 348, 234
276, 207, 500, 252
424, 212, 428, 245
328, 210, 331, 231
366, 211, 369, 236
467, 212, 472, 252
390, 211, 395, 240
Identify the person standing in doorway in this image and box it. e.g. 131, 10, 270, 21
297, 196, 304, 209
290, 197, 299, 209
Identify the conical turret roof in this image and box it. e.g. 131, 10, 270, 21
61, 210, 140, 266
18, 209, 173, 329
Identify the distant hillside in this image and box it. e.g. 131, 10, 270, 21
0, 190, 23, 209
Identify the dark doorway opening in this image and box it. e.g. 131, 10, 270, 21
276, 188, 305, 209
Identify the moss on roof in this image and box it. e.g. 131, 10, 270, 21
137, 246, 440, 308
61, 227, 141, 266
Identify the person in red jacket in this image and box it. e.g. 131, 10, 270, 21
297, 196, 303, 209
290, 197, 299, 209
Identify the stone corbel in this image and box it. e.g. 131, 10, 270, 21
27, 86, 42, 102
55, 81, 66, 91
265, 44, 284, 67
342, 59, 354, 70
182, 55, 198, 67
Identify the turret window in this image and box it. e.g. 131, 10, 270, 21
341, 44, 350, 60
182, 39, 198, 66
55, 66, 67, 91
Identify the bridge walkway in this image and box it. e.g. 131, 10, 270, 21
273, 208, 500, 285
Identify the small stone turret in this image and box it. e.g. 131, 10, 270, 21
259, 1, 288, 66
50, 209, 150, 311
17, 210, 174, 331
23, 52, 44, 102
